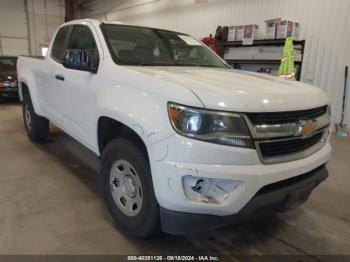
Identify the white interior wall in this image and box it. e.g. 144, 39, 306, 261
0, 0, 65, 56
0, 0, 29, 56
27, 0, 65, 56
82, 0, 350, 127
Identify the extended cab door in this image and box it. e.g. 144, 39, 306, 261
45, 25, 72, 122
53, 24, 101, 149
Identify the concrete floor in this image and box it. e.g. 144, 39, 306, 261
0, 100, 349, 258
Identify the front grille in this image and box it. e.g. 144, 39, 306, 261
259, 132, 324, 158
247, 105, 327, 125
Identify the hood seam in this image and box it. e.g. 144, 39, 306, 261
187, 89, 205, 108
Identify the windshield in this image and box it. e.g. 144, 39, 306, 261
101, 24, 228, 68
0, 57, 17, 72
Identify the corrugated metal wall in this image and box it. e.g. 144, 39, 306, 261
82, 0, 350, 127
0, 0, 29, 55
0, 0, 65, 56
27, 0, 65, 56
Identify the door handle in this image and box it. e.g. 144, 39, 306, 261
55, 74, 65, 81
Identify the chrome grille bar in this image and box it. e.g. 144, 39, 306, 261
243, 106, 330, 165
247, 114, 330, 139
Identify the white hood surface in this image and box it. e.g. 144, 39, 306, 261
129, 66, 328, 112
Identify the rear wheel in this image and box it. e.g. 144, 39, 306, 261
101, 139, 161, 238
22, 91, 49, 142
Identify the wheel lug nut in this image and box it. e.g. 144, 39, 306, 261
113, 178, 119, 187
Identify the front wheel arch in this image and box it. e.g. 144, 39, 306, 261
97, 116, 149, 161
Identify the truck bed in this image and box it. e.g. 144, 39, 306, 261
19, 55, 45, 60
17, 55, 49, 103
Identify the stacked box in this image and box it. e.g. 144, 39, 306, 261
235, 25, 245, 41
265, 18, 281, 39
276, 20, 300, 39
244, 24, 260, 40
227, 26, 237, 41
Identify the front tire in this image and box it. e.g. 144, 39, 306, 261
22, 91, 49, 142
101, 139, 161, 238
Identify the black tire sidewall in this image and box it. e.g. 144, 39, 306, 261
22, 91, 48, 142
22, 93, 35, 139
101, 139, 160, 238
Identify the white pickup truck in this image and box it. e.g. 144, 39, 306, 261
17, 19, 331, 238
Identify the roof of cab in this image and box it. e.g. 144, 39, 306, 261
59, 18, 187, 35
62, 18, 129, 27
60, 18, 170, 32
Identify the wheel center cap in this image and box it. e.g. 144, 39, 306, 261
123, 175, 137, 198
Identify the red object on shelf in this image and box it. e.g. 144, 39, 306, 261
201, 35, 218, 54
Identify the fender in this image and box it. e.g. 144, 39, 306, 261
18, 73, 45, 117
93, 61, 206, 155
95, 101, 173, 155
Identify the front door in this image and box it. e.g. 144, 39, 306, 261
45, 25, 72, 124
53, 24, 101, 148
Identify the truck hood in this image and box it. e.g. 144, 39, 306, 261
128, 66, 328, 112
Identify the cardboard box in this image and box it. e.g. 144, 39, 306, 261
276, 20, 300, 39
227, 26, 237, 41
235, 25, 245, 41
242, 24, 260, 44
265, 18, 281, 39
244, 24, 260, 40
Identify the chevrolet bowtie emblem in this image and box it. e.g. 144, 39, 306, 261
298, 120, 318, 138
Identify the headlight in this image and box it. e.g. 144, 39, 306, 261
168, 103, 254, 148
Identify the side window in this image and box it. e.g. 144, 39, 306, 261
51, 26, 71, 62
66, 25, 100, 70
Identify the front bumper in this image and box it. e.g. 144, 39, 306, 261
160, 165, 328, 234
148, 134, 331, 216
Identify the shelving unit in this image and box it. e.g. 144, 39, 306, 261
217, 39, 305, 80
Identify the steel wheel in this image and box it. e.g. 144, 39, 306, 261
102, 139, 161, 237
109, 159, 143, 217
24, 103, 32, 131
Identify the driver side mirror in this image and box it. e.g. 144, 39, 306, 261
62, 49, 96, 73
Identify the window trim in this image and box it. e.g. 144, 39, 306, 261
100, 23, 189, 66
50, 24, 101, 74
50, 25, 73, 63
65, 24, 101, 73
